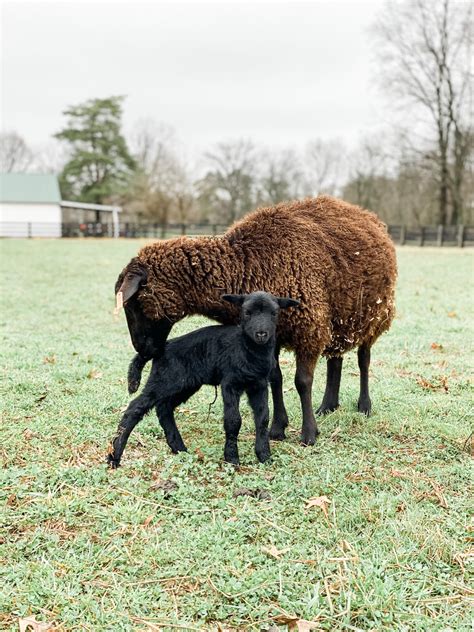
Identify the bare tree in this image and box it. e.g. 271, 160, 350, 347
373, 0, 473, 224
257, 148, 303, 205
33, 141, 70, 175
304, 139, 347, 196
198, 139, 256, 223
343, 138, 390, 213
0, 132, 34, 172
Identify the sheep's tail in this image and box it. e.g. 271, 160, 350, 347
127, 353, 149, 394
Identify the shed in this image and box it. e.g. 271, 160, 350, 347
0, 173, 62, 237
0, 173, 121, 237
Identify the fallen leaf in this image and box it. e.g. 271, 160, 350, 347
430, 342, 443, 350
390, 468, 406, 478
195, 447, 205, 461
150, 479, 178, 498
273, 614, 320, 631
143, 515, 154, 527
262, 544, 290, 559
18, 616, 53, 632
416, 374, 449, 392
87, 369, 102, 379
233, 487, 271, 500
428, 479, 448, 509
35, 392, 48, 404
294, 620, 320, 631
43, 355, 56, 364
447, 311, 457, 318
305, 495, 331, 519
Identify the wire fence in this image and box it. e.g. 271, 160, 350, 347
0, 221, 473, 246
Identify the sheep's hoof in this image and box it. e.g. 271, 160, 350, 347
269, 427, 286, 441
106, 453, 120, 469
316, 403, 339, 416
300, 426, 319, 446
357, 398, 372, 416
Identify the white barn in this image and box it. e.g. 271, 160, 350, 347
0, 173, 121, 237
0, 173, 62, 237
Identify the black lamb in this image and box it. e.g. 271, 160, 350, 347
107, 291, 299, 467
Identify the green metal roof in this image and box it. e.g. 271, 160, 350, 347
0, 173, 61, 204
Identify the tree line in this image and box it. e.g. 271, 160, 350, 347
1, 0, 471, 226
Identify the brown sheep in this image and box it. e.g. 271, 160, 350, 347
116, 195, 397, 446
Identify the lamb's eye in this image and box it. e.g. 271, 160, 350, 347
244, 310, 251, 317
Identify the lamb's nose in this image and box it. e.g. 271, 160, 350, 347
256, 331, 268, 342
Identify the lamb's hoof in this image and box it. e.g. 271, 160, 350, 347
316, 403, 339, 416
256, 446, 271, 463
170, 444, 188, 454
225, 457, 240, 467
300, 427, 319, 446
269, 426, 286, 441
128, 380, 140, 394
357, 399, 372, 416
106, 453, 120, 469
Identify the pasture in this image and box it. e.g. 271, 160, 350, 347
0, 239, 473, 631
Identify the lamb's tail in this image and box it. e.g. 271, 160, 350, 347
127, 353, 149, 394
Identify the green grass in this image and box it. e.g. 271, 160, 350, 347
1, 239, 473, 631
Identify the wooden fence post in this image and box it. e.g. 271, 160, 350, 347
457, 225, 465, 248
419, 226, 425, 246
400, 225, 405, 246
181, 223, 186, 236
437, 224, 444, 247
28, 222, 32, 238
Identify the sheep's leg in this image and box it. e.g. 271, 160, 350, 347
222, 384, 243, 465
247, 384, 271, 463
316, 356, 343, 415
107, 388, 156, 468
269, 346, 289, 441
357, 343, 372, 415
295, 356, 319, 446
155, 402, 187, 453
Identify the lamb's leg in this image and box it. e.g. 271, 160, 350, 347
357, 343, 372, 415
128, 353, 148, 394
295, 355, 319, 446
269, 346, 289, 440
222, 384, 243, 465
247, 384, 271, 463
107, 387, 156, 468
155, 401, 187, 453
316, 356, 343, 415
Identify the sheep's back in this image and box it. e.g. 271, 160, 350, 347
226, 196, 397, 357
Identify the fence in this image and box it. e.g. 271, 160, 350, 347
0, 221, 473, 246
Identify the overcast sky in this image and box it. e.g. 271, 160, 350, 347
1, 1, 388, 157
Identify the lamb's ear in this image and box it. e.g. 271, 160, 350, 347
221, 294, 247, 306
118, 268, 147, 304
276, 297, 300, 309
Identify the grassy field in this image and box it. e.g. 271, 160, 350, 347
1, 239, 473, 631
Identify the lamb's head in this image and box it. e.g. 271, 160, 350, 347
222, 291, 300, 346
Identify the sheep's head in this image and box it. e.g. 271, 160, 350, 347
115, 257, 176, 358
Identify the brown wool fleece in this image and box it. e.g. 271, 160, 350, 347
125, 196, 397, 362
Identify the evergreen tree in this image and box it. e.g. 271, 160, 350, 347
55, 96, 135, 204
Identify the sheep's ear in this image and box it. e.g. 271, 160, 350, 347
221, 294, 247, 306
276, 297, 300, 309
118, 269, 147, 304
